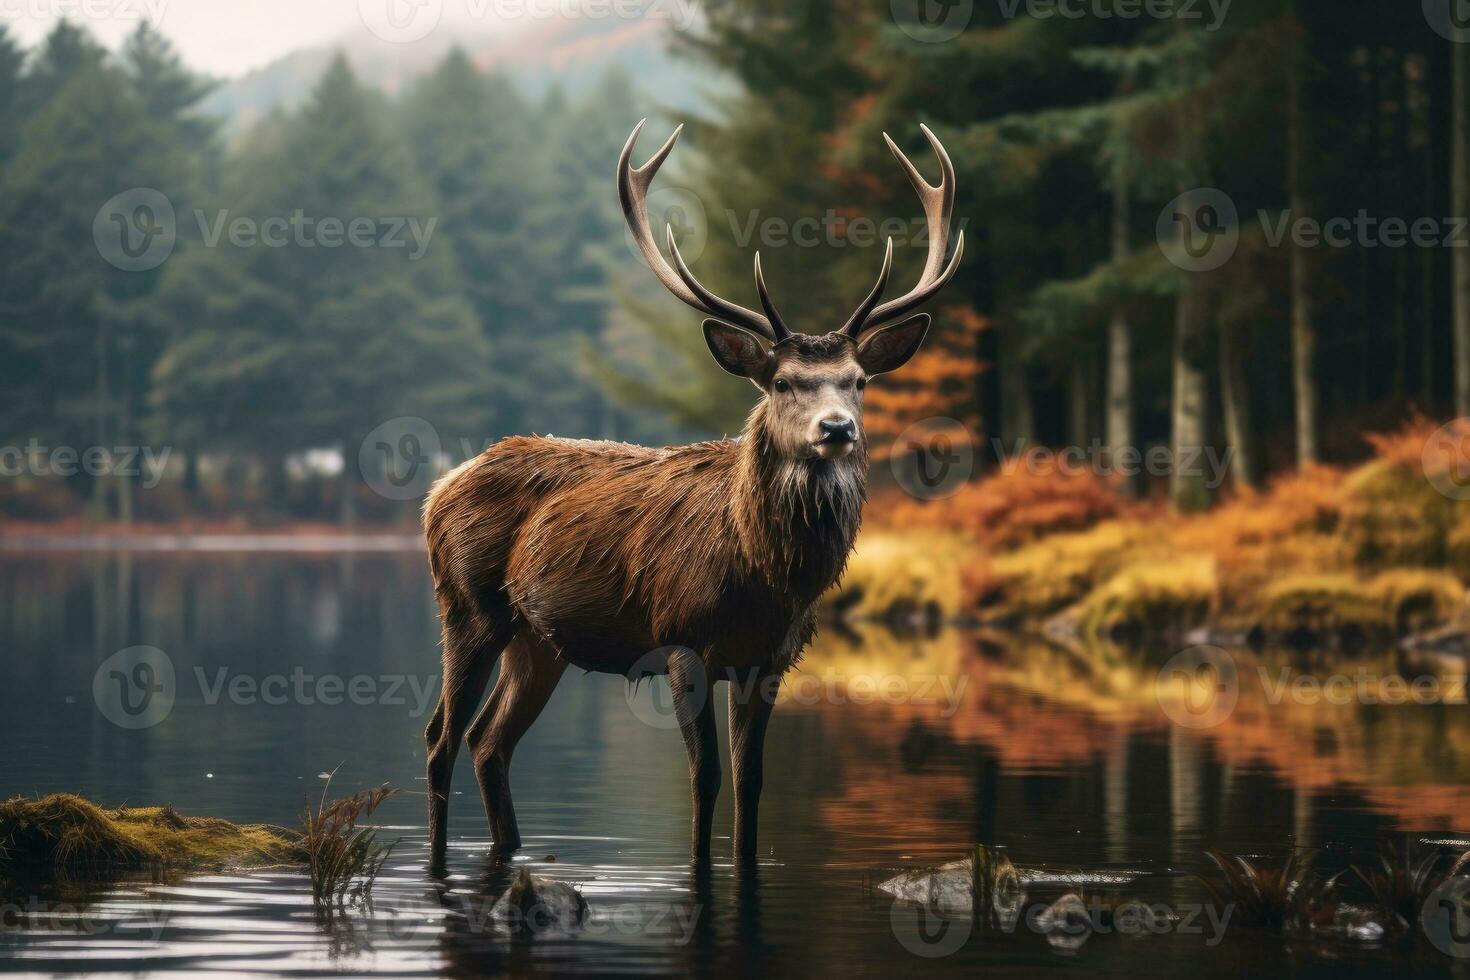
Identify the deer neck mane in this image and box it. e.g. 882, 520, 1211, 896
731, 400, 866, 603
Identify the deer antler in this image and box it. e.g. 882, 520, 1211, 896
841, 124, 965, 338
618, 120, 790, 342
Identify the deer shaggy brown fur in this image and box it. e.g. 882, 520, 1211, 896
421, 121, 962, 873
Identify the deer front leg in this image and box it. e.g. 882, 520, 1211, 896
667, 648, 719, 865
728, 667, 776, 864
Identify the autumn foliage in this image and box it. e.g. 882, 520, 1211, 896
842, 417, 1470, 640
863, 306, 988, 458
871, 457, 1125, 552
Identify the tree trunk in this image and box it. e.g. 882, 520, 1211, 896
1171, 188, 1210, 511
116, 344, 135, 525
91, 320, 111, 520
1455, 39, 1470, 416
340, 450, 358, 527
1288, 15, 1319, 465
1218, 323, 1255, 490
1068, 359, 1090, 450
261, 449, 289, 517
1106, 169, 1136, 496
1171, 281, 1210, 510
182, 442, 200, 510
999, 322, 1035, 449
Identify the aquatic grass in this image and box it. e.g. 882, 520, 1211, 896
1351, 843, 1470, 942
1202, 849, 1341, 932
297, 771, 400, 911
970, 844, 1022, 929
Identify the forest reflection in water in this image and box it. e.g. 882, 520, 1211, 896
0, 550, 1467, 976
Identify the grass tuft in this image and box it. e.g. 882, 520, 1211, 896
970, 843, 1021, 927
1201, 849, 1341, 932
1351, 842, 1470, 942
297, 770, 399, 912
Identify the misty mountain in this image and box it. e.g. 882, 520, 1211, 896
198, 17, 723, 136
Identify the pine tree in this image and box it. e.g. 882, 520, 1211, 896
0, 51, 174, 517
151, 54, 488, 522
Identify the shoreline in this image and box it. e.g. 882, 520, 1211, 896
0, 533, 425, 553
0, 523, 425, 553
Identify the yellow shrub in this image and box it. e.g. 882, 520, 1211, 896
830, 530, 972, 620
1365, 569, 1465, 633
974, 521, 1147, 622
1255, 573, 1384, 633
1252, 569, 1463, 635
1072, 556, 1217, 640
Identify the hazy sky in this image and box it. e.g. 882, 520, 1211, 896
2, 0, 512, 77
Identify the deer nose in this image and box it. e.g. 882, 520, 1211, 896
819, 418, 857, 443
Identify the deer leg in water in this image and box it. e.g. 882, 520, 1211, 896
426, 614, 514, 875
728, 667, 777, 863
467, 630, 566, 853
669, 649, 720, 865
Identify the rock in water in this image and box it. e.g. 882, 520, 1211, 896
1035, 893, 1092, 953
491, 869, 588, 933
877, 858, 975, 917
1109, 899, 1162, 936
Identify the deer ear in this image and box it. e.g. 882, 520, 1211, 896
857, 313, 930, 376
703, 319, 773, 380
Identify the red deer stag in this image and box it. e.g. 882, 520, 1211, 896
422, 120, 963, 872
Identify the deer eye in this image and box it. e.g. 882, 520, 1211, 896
774, 378, 791, 393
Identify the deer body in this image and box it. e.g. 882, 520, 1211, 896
425, 407, 863, 679
423, 121, 962, 873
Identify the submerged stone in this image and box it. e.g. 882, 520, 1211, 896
1035, 893, 1092, 952
877, 858, 975, 917
490, 869, 588, 933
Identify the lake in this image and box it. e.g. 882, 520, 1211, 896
0, 549, 1467, 976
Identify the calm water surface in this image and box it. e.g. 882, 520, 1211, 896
0, 550, 1467, 977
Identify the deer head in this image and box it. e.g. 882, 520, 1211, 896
618, 121, 964, 462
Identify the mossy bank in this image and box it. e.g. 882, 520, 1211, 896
0, 794, 296, 880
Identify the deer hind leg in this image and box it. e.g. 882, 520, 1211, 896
425, 611, 514, 876
467, 629, 566, 854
